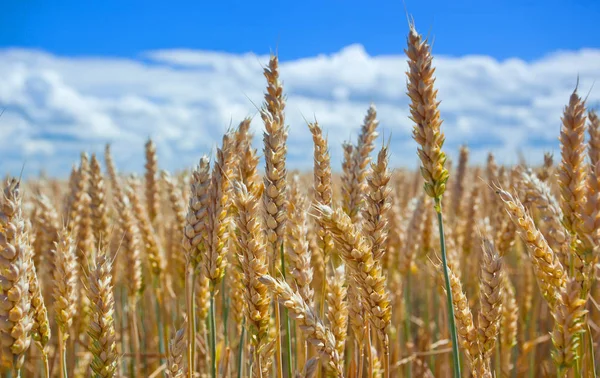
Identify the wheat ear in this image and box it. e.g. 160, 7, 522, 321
86, 248, 118, 378
89, 154, 110, 247
52, 227, 78, 378
551, 278, 588, 374
314, 204, 391, 376
287, 175, 314, 307
166, 317, 188, 378
326, 265, 348, 366
362, 143, 391, 263
0, 179, 33, 371
259, 275, 344, 377
477, 238, 503, 366
496, 188, 566, 310
233, 183, 273, 378
144, 138, 160, 225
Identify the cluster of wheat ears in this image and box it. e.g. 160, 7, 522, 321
0, 22, 599, 378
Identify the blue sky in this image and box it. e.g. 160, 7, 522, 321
0, 1, 599, 177
2, 0, 599, 61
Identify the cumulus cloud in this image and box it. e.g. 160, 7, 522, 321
0, 45, 598, 178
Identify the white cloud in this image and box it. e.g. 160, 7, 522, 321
0, 45, 599, 178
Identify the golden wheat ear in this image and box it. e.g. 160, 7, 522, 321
85, 247, 118, 378
259, 275, 344, 377
0, 178, 33, 371
166, 316, 188, 378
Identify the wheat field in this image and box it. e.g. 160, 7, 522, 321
0, 22, 598, 378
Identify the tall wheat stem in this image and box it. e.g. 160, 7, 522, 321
586, 324, 597, 376
383, 335, 390, 378
129, 300, 141, 377
151, 277, 166, 367
272, 271, 283, 378
237, 318, 246, 378
367, 324, 373, 377
121, 289, 130, 376
187, 271, 197, 378
404, 272, 413, 378
209, 290, 217, 378
41, 352, 49, 378
58, 330, 67, 378
280, 243, 293, 377
435, 198, 461, 377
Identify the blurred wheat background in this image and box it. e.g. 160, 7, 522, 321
1, 2, 600, 378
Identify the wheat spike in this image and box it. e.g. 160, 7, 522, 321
341, 142, 360, 223
405, 23, 449, 200
0, 179, 33, 369
29, 259, 50, 351
126, 176, 165, 277
232, 183, 272, 377
86, 248, 118, 378
440, 262, 480, 373
204, 132, 235, 287
308, 122, 334, 262
477, 238, 503, 362
326, 265, 348, 361
166, 317, 188, 378
287, 175, 314, 307
362, 143, 391, 263
451, 146, 469, 218
104, 144, 124, 200
551, 278, 588, 371
259, 275, 344, 377
354, 105, 380, 200
558, 89, 587, 234
89, 154, 110, 248
519, 170, 569, 267
183, 156, 211, 271
144, 139, 160, 225
73, 153, 94, 262
496, 188, 566, 310
314, 205, 391, 345
500, 274, 518, 378
538, 152, 554, 182
114, 190, 143, 299
261, 55, 289, 260
52, 228, 78, 338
